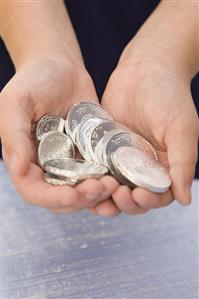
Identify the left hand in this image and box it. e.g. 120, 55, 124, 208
91, 59, 198, 216
88, 0, 199, 217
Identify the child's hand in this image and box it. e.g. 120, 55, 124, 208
91, 0, 199, 216
0, 57, 118, 213
93, 60, 198, 216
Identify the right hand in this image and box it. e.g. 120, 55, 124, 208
0, 56, 119, 214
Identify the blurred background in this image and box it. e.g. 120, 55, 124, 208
0, 0, 198, 177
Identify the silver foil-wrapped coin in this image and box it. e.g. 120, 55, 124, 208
36, 114, 65, 141
111, 146, 171, 193
38, 132, 75, 166
65, 101, 112, 142
43, 158, 108, 180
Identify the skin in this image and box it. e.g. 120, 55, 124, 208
1, 58, 119, 214
0, 1, 118, 214
1, 1, 199, 216
92, 0, 199, 216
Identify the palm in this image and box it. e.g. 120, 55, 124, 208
15, 59, 96, 121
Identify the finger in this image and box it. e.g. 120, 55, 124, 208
112, 185, 148, 215
85, 176, 119, 212
99, 175, 120, 196
13, 162, 81, 209
166, 118, 199, 205
75, 178, 106, 207
95, 198, 121, 217
132, 187, 174, 209
1, 89, 34, 176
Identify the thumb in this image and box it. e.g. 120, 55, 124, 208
0, 90, 34, 177
166, 119, 199, 205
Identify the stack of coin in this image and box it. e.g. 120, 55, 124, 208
36, 101, 171, 192
36, 110, 109, 186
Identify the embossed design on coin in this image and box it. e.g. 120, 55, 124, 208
38, 132, 75, 166
89, 121, 125, 161
104, 131, 158, 167
112, 146, 171, 193
65, 101, 112, 141
36, 114, 65, 141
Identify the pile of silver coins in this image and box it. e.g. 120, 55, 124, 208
36, 101, 171, 192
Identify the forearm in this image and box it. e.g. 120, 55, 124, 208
1, 0, 83, 69
120, 0, 199, 79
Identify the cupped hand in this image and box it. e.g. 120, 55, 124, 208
0, 57, 118, 213
93, 60, 198, 216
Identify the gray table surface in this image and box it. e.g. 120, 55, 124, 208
0, 161, 198, 299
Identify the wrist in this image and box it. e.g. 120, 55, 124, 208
119, 0, 199, 81
2, 1, 85, 71
118, 44, 193, 83
15, 51, 85, 72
